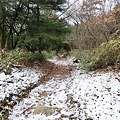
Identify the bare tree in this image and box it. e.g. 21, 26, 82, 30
65, 0, 120, 50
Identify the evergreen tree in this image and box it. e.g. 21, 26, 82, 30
24, 15, 70, 52
0, 0, 70, 51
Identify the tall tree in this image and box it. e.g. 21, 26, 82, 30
24, 15, 70, 52
0, 0, 69, 51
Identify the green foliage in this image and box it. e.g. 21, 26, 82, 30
0, 49, 45, 74
0, 62, 13, 75
0, 0, 68, 50
78, 40, 120, 71
39, 0, 66, 11
42, 51, 56, 59
24, 33, 62, 52
69, 49, 83, 58
8, 49, 45, 64
0, 2, 3, 22
24, 16, 70, 52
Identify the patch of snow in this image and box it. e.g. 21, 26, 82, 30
48, 56, 78, 66
9, 69, 120, 120
0, 68, 43, 101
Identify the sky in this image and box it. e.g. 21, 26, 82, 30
60, 0, 119, 25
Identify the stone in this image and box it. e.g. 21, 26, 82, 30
34, 104, 58, 116
66, 94, 73, 104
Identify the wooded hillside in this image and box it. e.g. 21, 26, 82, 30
0, 0, 120, 71
0, 0, 70, 52
67, 1, 120, 50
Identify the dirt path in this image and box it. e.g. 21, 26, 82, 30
0, 56, 75, 120
7, 57, 120, 120
40, 60, 73, 81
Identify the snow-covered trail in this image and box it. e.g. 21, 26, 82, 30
1, 56, 120, 120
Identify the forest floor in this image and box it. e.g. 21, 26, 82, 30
0, 56, 120, 120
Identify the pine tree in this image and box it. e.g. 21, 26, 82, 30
0, 0, 69, 51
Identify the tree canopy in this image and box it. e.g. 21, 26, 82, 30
0, 0, 70, 52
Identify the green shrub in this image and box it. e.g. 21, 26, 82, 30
7, 49, 45, 64
69, 49, 82, 58
78, 40, 120, 71
42, 51, 56, 59
0, 49, 45, 74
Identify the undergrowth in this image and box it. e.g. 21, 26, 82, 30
42, 50, 56, 59
76, 39, 120, 71
69, 49, 81, 58
0, 49, 45, 74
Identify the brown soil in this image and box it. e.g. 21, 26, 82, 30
30, 59, 120, 82
96, 64, 120, 73
39, 60, 73, 81
28, 58, 74, 82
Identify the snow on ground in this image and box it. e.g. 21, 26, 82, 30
8, 58, 120, 120
0, 68, 42, 101
48, 56, 77, 66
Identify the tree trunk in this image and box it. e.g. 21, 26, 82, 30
5, 30, 11, 50
0, 33, 2, 51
